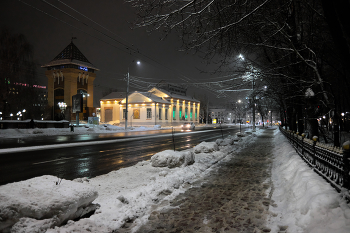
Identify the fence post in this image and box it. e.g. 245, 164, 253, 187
342, 141, 350, 189
312, 136, 318, 166
301, 133, 305, 155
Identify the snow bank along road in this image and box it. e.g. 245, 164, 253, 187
0, 126, 241, 185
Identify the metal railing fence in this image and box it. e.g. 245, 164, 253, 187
279, 127, 350, 200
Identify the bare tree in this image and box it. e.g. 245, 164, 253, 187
0, 27, 39, 119
128, 0, 350, 144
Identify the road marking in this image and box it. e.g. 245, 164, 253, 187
0, 128, 235, 154
32, 157, 74, 165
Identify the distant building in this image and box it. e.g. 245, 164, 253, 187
209, 107, 226, 124
41, 41, 98, 121
99, 87, 200, 126
1, 82, 47, 120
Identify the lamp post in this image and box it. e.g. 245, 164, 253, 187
58, 102, 67, 120
237, 99, 242, 133
16, 111, 22, 121
239, 54, 256, 131
22, 109, 26, 120
125, 60, 140, 130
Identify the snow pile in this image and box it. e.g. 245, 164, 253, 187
151, 150, 195, 168
268, 130, 350, 233
0, 175, 98, 232
103, 124, 124, 131
216, 136, 234, 146
193, 141, 218, 153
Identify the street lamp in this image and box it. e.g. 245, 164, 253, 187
16, 111, 22, 120
238, 54, 256, 131
58, 102, 67, 120
125, 60, 140, 130
237, 100, 242, 133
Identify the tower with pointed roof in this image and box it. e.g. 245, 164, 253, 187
42, 40, 99, 121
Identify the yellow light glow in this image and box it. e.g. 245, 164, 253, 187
136, 104, 138, 106
107, 101, 110, 103
128, 104, 131, 107
142, 104, 145, 106
152, 103, 155, 105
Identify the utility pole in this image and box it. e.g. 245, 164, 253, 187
125, 67, 129, 131
252, 75, 256, 131
206, 99, 209, 124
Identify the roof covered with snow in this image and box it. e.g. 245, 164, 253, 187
120, 91, 170, 104
149, 87, 200, 102
101, 92, 126, 100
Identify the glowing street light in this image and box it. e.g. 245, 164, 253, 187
125, 60, 141, 130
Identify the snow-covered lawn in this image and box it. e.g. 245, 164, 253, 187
1, 127, 349, 232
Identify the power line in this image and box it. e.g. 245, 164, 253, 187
39, 0, 195, 83
17, 0, 256, 99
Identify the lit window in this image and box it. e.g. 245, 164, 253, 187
173, 106, 176, 120
147, 108, 152, 119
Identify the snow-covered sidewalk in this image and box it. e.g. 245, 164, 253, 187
1, 127, 350, 232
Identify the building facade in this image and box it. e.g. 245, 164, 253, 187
41, 41, 98, 121
100, 87, 200, 127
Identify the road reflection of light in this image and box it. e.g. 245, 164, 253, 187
112, 160, 124, 165
78, 157, 89, 161
78, 135, 94, 140
56, 136, 69, 141
79, 168, 89, 173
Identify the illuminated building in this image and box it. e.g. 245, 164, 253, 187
41, 40, 98, 121
100, 87, 200, 127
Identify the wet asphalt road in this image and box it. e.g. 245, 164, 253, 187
0, 125, 247, 185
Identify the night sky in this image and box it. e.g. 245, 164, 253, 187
1, 0, 222, 106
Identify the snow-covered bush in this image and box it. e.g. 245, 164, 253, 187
151, 150, 195, 168
32, 129, 43, 134
193, 142, 218, 153
216, 137, 234, 146
154, 125, 161, 129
